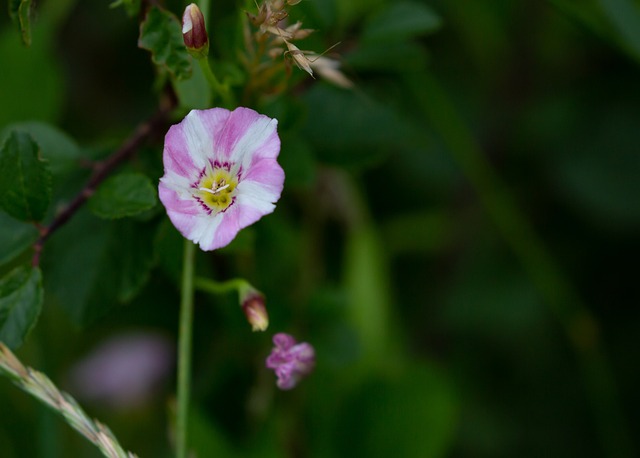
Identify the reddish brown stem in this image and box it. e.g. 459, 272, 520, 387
31, 94, 177, 267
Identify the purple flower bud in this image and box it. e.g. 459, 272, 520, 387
182, 3, 209, 58
266, 333, 315, 390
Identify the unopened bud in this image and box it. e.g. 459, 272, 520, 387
240, 289, 269, 332
182, 3, 209, 59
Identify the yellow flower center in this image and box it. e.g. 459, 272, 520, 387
195, 168, 238, 213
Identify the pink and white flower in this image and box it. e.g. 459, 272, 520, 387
159, 107, 284, 251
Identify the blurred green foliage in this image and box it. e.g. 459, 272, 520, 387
1, 0, 639, 457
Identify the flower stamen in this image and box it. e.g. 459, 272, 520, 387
199, 183, 230, 194
194, 168, 239, 213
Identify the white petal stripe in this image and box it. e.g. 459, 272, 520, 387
229, 117, 278, 170
236, 180, 281, 213
192, 213, 224, 250
181, 109, 233, 170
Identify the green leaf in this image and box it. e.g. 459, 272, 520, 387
302, 85, 415, 167
278, 133, 316, 187
361, 1, 442, 44
0, 265, 43, 349
382, 212, 451, 255
108, 220, 158, 303
549, 0, 640, 63
0, 131, 52, 222
344, 225, 392, 366
0, 27, 64, 126
0, 212, 38, 267
552, 107, 640, 227
189, 407, 236, 458
89, 172, 157, 219
42, 211, 108, 325
443, 249, 545, 339
336, 365, 458, 458
548, 0, 610, 36
43, 211, 158, 326
346, 41, 429, 72
335, 0, 385, 29
8, 0, 32, 46
598, 0, 640, 60
522, 90, 640, 227
138, 6, 192, 80
109, 0, 141, 17
0, 121, 81, 175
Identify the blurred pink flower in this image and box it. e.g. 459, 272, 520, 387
159, 108, 284, 251
69, 333, 174, 409
266, 333, 315, 390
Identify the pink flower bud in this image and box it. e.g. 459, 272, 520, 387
182, 3, 209, 58
241, 292, 269, 332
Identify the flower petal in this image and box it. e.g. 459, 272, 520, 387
244, 157, 285, 191
158, 182, 200, 216
265, 333, 315, 390
191, 213, 224, 250
170, 108, 230, 172
208, 202, 268, 250
159, 183, 203, 242
215, 107, 280, 167
236, 180, 282, 215
159, 171, 193, 199
159, 180, 227, 251
163, 124, 196, 180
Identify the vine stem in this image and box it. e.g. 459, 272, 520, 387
197, 57, 234, 109
176, 239, 196, 458
194, 277, 250, 295
31, 90, 177, 267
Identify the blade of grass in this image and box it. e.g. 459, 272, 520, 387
0, 342, 138, 458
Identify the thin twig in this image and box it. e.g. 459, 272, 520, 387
31, 92, 177, 267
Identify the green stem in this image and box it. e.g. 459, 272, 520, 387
408, 72, 632, 458
198, 58, 234, 109
194, 277, 251, 295
176, 240, 196, 458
